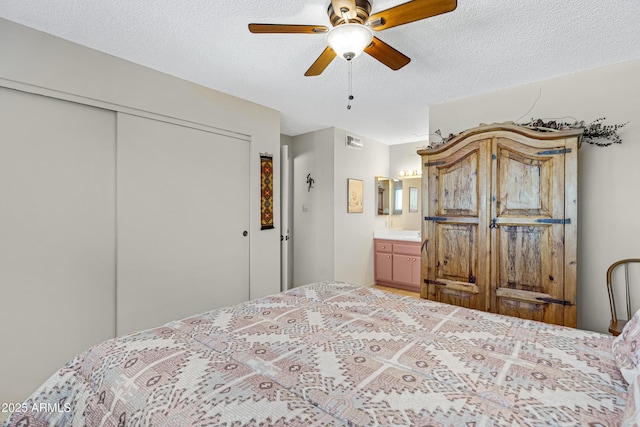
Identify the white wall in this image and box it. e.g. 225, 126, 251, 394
333, 128, 389, 285
0, 18, 282, 300
429, 60, 640, 333
389, 142, 427, 179
387, 144, 425, 231
291, 128, 336, 285
291, 128, 389, 287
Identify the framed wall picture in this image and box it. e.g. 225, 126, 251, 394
409, 187, 419, 213
347, 178, 363, 213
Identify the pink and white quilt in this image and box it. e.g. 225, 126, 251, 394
3, 282, 628, 426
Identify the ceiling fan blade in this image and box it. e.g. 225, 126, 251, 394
305, 47, 337, 76
248, 24, 328, 34
331, 0, 358, 20
364, 37, 410, 70
368, 0, 457, 31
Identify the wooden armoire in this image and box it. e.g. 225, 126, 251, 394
417, 124, 582, 327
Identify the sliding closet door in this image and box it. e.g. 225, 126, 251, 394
0, 87, 116, 404
116, 113, 250, 336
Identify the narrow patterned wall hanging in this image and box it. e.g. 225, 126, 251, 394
260, 153, 274, 230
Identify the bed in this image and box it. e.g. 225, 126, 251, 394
3, 281, 637, 426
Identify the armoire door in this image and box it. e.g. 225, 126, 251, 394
116, 113, 250, 336
0, 87, 116, 404
423, 140, 490, 310
420, 125, 579, 326
490, 138, 567, 325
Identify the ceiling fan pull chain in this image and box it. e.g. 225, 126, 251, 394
347, 59, 354, 110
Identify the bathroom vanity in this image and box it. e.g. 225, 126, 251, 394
373, 230, 421, 292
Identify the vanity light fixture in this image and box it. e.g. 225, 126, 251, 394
399, 169, 422, 178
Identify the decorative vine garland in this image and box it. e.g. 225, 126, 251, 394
520, 117, 627, 147
430, 118, 628, 149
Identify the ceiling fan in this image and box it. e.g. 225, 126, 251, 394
249, 0, 457, 76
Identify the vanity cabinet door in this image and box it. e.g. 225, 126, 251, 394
393, 254, 415, 285
411, 255, 421, 286
392, 243, 421, 287
375, 252, 393, 282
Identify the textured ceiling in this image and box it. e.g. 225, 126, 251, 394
1, 0, 639, 144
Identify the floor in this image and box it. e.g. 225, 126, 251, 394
371, 284, 420, 298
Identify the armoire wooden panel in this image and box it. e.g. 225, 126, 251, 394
418, 124, 581, 327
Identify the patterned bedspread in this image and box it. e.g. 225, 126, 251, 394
4, 282, 627, 426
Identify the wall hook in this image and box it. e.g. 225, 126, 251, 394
306, 174, 315, 192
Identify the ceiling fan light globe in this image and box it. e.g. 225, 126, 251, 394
326, 23, 372, 60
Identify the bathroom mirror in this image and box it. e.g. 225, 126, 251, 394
392, 180, 403, 214
389, 178, 422, 230
375, 176, 390, 215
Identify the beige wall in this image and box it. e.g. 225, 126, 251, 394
429, 60, 640, 333
0, 18, 282, 301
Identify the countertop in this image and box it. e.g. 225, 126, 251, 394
373, 230, 421, 242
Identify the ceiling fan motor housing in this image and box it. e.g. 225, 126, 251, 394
328, 0, 372, 26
